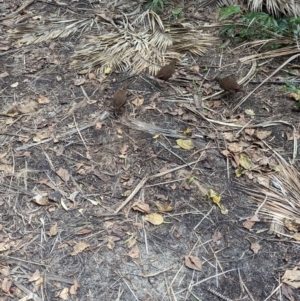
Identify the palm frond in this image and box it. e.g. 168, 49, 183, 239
9, 18, 96, 47
72, 10, 218, 74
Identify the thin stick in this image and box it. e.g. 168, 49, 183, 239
233, 53, 300, 111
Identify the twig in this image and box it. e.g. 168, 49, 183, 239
233, 53, 300, 111
0, 0, 35, 21
15, 111, 110, 151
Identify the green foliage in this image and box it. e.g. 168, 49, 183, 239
172, 8, 183, 19
218, 5, 242, 21
282, 82, 300, 107
219, 8, 300, 47
147, 0, 165, 13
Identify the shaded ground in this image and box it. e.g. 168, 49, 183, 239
0, 1, 300, 301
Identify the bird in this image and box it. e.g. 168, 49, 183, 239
215, 76, 245, 93
113, 85, 128, 110
156, 59, 177, 82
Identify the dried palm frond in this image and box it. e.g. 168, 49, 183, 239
198, 0, 240, 8
9, 18, 97, 47
72, 10, 218, 74
241, 161, 300, 239
248, 0, 300, 17
199, 0, 300, 16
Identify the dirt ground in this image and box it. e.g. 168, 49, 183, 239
0, 1, 300, 301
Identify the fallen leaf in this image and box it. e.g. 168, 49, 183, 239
104, 67, 111, 74
38, 95, 50, 104
228, 143, 243, 153
70, 280, 80, 295
176, 139, 194, 150
156, 202, 173, 212
56, 167, 70, 182
70, 242, 90, 255
59, 287, 69, 300
245, 109, 255, 116
120, 144, 129, 155
76, 228, 92, 235
250, 241, 261, 254
243, 220, 255, 229
282, 268, 300, 289
184, 255, 202, 271
33, 131, 51, 142
207, 189, 221, 208
1, 277, 12, 293
10, 82, 18, 88
144, 213, 164, 225
49, 223, 58, 236
255, 130, 272, 140
131, 200, 151, 214
132, 97, 144, 106
239, 153, 252, 170
32, 194, 51, 206
74, 78, 86, 86
127, 245, 140, 259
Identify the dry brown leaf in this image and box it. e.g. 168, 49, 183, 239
1, 277, 12, 293
56, 167, 70, 182
107, 239, 115, 250
49, 223, 58, 236
33, 131, 51, 142
284, 219, 299, 232
131, 200, 151, 213
243, 220, 255, 229
76, 228, 92, 235
38, 95, 50, 104
184, 255, 202, 271
127, 245, 140, 259
70, 280, 80, 295
255, 130, 272, 140
156, 202, 173, 212
59, 287, 69, 300
120, 144, 129, 155
228, 143, 243, 153
32, 194, 51, 206
17, 101, 38, 114
70, 242, 90, 256
29, 270, 40, 282
132, 97, 144, 106
250, 241, 261, 254
0, 165, 13, 175
223, 132, 237, 142
282, 269, 300, 289
144, 213, 164, 225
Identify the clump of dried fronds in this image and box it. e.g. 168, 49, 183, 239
9, 18, 96, 47
71, 10, 218, 74
243, 161, 300, 239
199, 0, 300, 16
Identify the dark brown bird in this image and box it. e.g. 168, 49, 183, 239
113, 85, 128, 110
215, 76, 245, 93
156, 60, 176, 81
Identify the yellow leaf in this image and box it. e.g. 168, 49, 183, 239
156, 202, 173, 212
208, 189, 221, 208
176, 139, 194, 150
104, 67, 112, 74
239, 153, 252, 170
290, 92, 300, 101
183, 128, 192, 136
244, 109, 255, 116
235, 167, 244, 177
144, 213, 164, 225
153, 134, 160, 139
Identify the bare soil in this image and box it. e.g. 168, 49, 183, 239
0, 1, 300, 301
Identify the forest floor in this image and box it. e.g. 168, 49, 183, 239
0, 1, 300, 301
